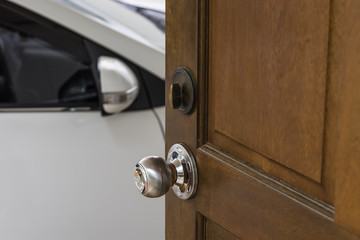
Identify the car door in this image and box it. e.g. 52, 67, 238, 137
0, 2, 165, 240
164, 0, 360, 239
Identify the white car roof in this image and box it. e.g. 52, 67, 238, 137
8, 0, 165, 79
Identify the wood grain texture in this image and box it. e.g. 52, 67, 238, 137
165, 0, 199, 239
209, 0, 329, 183
207, 129, 332, 202
166, 0, 360, 239
205, 218, 240, 240
196, 147, 359, 240
206, 0, 342, 203
331, 0, 360, 235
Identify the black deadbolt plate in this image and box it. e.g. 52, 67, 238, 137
170, 67, 196, 115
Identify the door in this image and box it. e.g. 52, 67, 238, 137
165, 0, 360, 239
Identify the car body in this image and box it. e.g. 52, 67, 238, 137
0, 1, 165, 239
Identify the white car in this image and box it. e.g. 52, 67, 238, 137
0, 1, 165, 239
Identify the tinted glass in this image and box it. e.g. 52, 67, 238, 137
0, 26, 98, 108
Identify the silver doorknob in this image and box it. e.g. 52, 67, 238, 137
134, 156, 173, 198
134, 143, 198, 200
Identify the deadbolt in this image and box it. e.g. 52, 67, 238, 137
169, 67, 196, 114
134, 143, 198, 200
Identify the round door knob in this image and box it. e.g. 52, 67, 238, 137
134, 143, 198, 200
134, 156, 174, 198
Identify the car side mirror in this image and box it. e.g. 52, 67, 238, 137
98, 56, 139, 114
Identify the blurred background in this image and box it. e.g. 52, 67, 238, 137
0, 0, 165, 239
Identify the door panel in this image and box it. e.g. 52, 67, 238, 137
210, 0, 329, 183
207, 0, 337, 203
166, 0, 360, 239
194, 147, 356, 240
0, 110, 165, 240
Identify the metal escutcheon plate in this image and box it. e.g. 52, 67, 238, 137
167, 143, 198, 200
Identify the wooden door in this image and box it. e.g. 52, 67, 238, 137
166, 0, 360, 239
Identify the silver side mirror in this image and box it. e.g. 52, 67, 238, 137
98, 56, 139, 114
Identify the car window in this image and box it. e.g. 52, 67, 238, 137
0, 26, 99, 110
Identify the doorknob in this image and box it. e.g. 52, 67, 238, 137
134, 143, 198, 200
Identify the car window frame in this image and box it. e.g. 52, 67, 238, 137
0, 1, 100, 111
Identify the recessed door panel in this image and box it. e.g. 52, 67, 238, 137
209, 0, 330, 183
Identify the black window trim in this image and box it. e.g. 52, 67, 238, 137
0, 1, 164, 113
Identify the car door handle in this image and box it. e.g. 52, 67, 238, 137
134, 143, 198, 200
